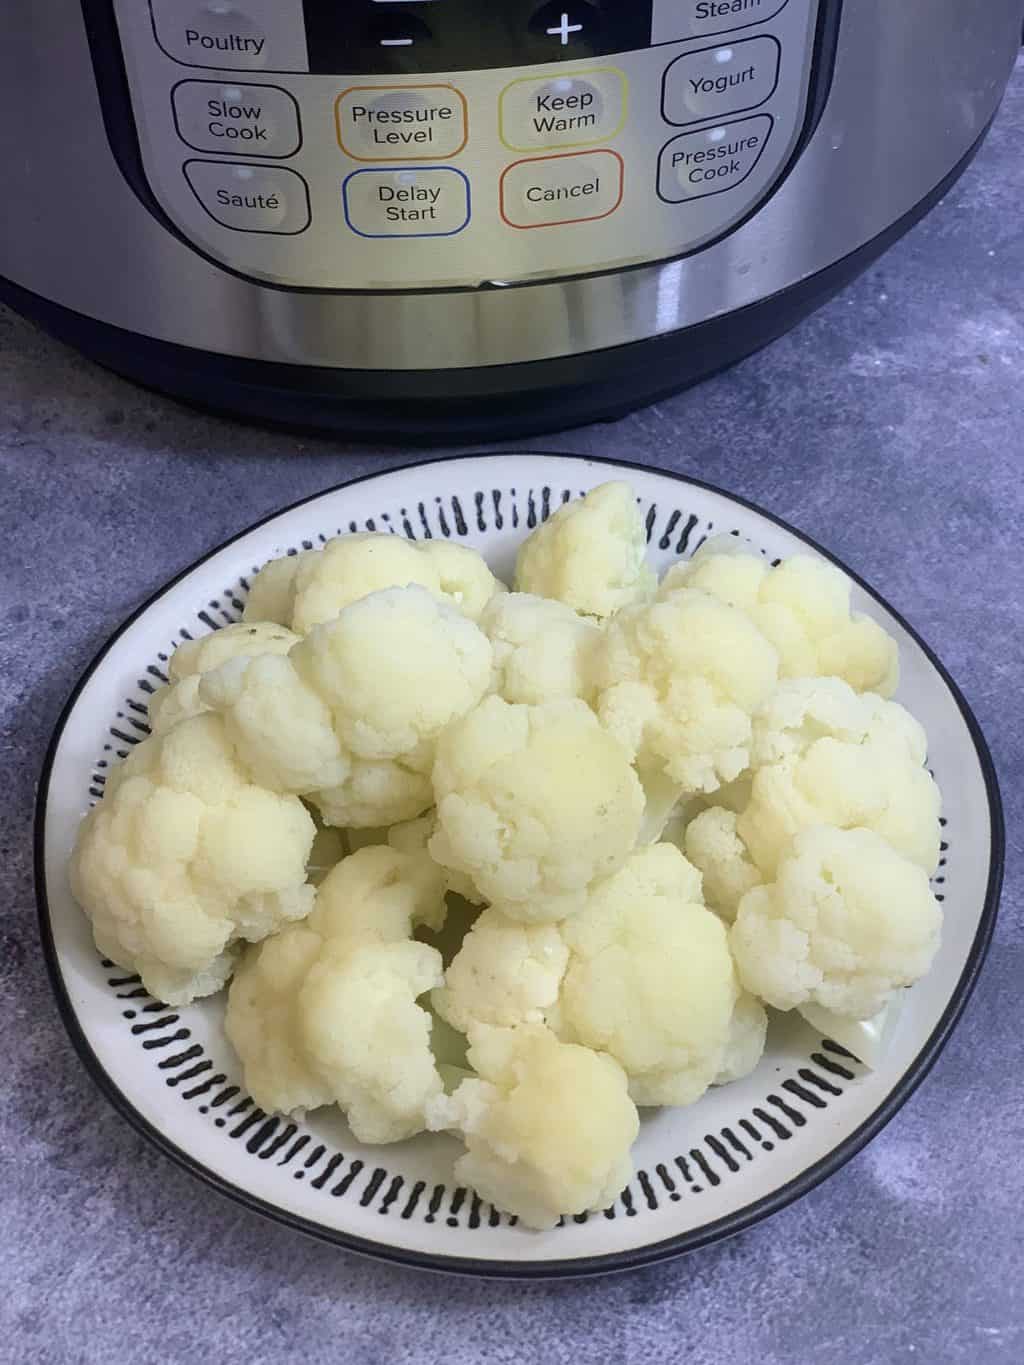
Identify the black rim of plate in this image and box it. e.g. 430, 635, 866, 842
35, 453, 1005, 1280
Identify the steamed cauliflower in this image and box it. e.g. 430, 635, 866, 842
514, 482, 656, 619
481, 592, 602, 704
245, 533, 503, 634
147, 621, 300, 733
662, 536, 899, 696
70, 712, 316, 1005
427, 1024, 638, 1229
202, 585, 492, 827
432, 908, 569, 1033
225, 845, 445, 1140
556, 844, 761, 1106
596, 587, 779, 795
730, 826, 942, 1019
429, 696, 645, 921
686, 677, 941, 920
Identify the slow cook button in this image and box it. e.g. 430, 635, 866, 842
499, 68, 627, 152
172, 80, 301, 156
342, 167, 471, 237
184, 160, 311, 232
657, 115, 773, 202
336, 86, 468, 161
662, 36, 780, 125
150, 0, 309, 71
651, 0, 791, 43
500, 150, 624, 228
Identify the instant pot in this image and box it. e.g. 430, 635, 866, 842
1, 2, 1020, 439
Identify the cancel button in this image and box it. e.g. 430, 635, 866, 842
501, 150, 624, 228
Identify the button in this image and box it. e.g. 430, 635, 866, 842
336, 85, 468, 161
500, 150, 623, 229
500, 69, 627, 152
657, 115, 773, 203
184, 160, 311, 232
342, 167, 471, 237
150, 0, 309, 71
651, 0, 790, 43
662, 37, 780, 125
172, 81, 301, 157
528, 3, 601, 50
366, 11, 434, 53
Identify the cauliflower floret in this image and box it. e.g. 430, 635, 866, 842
596, 588, 779, 795
714, 992, 769, 1084
481, 592, 602, 705
730, 826, 942, 1019
246, 532, 504, 635
556, 843, 740, 1107
514, 482, 656, 619
684, 807, 763, 922
432, 907, 569, 1033
69, 712, 316, 1005
429, 696, 644, 922
147, 621, 300, 733
426, 1024, 638, 1229
387, 812, 485, 905
685, 678, 941, 921
201, 585, 492, 827
662, 537, 899, 696
225, 845, 446, 1140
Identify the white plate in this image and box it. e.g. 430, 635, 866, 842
36, 454, 1003, 1278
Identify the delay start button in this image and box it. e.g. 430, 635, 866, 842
342, 167, 471, 238
499, 68, 627, 152
500, 150, 624, 229
336, 86, 468, 161
657, 115, 773, 203
172, 80, 301, 157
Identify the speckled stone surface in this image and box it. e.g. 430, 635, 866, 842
2, 57, 1022, 1365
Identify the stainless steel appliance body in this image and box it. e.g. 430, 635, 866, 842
1, 1, 1020, 437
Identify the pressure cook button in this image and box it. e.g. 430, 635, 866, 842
499, 69, 627, 153
657, 115, 773, 203
500, 150, 623, 229
651, 0, 790, 43
184, 160, 311, 232
172, 81, 301, 157
336, 85, 468, 161
150, 0, 309, 72
342, 167, 471, 237
662, 36, 780, 125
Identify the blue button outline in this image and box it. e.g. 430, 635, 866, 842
341, 165, 471, 238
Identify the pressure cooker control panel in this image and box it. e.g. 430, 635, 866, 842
110, 0, 825, 290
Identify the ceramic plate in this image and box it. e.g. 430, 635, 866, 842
36, 454, 1003, 1278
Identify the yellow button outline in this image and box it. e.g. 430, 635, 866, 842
499, 67, 628, 153
336, 83, 469, 161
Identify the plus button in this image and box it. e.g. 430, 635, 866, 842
547, 11, 583, 45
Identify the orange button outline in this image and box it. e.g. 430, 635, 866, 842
336, 84, 469, 161
499, 149, 624, 230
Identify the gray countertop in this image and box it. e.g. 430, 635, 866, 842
2, 58, 1022, 1365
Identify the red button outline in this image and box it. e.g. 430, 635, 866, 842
499, 149, 624, 229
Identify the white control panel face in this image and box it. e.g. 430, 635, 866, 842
111, 0, 822, 290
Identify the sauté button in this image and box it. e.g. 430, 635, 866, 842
499, 68, 627, 152
150, 0, 310, 71
662, 36, 780, 125
657, 115, 773, 202
651, 0, 791, 43
342, 167, 471, 237
184, 160, 311, 232
336, 85, 468, 160
172, 80, 301, 156
500, 150, 623, 228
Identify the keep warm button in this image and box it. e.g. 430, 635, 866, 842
500, 150, 624, 229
